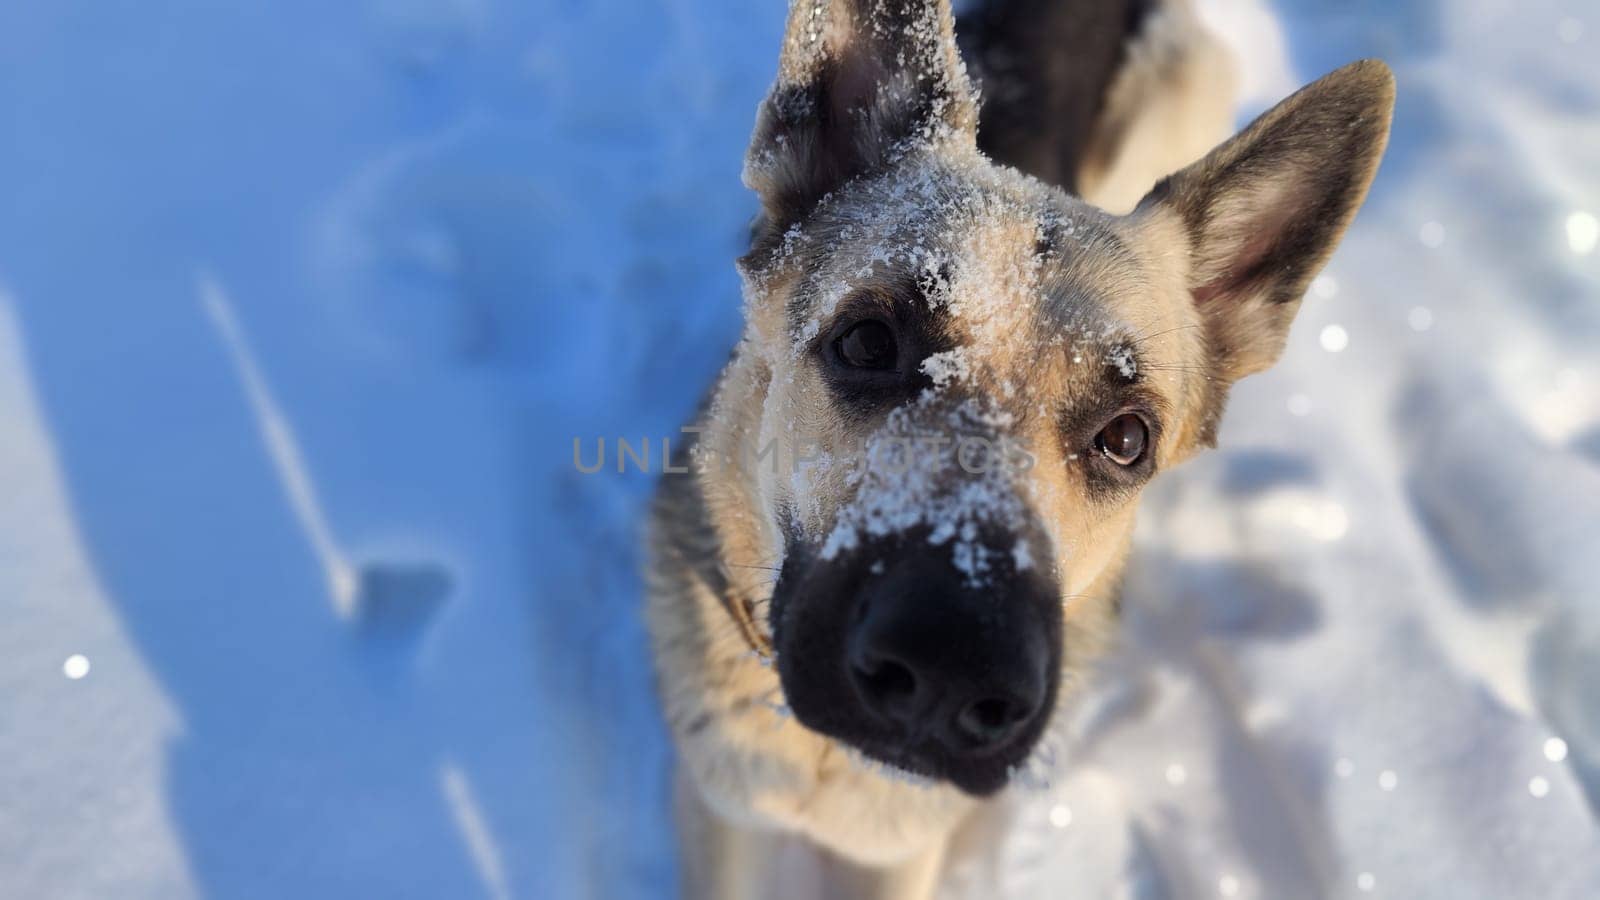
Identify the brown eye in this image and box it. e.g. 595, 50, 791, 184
1095, 413, 1148, 466
836, 320, 897, 370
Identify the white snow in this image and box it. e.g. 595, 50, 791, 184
1318, 323, 1350, 353
1, 1, 1597, 898
1568, 211, 1599, 255
922, 347, 975, 388
61, 655, 91, 681
1108, 344, 1139, 379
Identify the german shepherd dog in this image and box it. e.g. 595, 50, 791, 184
647, 0, 1393, 896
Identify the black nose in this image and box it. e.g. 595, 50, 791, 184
846, 547, 1053, 756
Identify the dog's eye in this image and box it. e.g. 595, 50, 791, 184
836, 320, 897, 370
1095, 413, 1148, 466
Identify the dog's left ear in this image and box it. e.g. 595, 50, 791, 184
1135, 60, 1395, 386
744, 0, 979, 244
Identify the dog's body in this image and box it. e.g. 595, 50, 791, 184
646, 2, 1393, 897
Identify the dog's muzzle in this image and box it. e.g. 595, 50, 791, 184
770, 521, 1062, 796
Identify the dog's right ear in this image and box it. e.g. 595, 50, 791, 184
744, 0, 979, 244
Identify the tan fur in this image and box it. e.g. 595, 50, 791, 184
1076, 0, 1239, 214
645, 3, 1394, 898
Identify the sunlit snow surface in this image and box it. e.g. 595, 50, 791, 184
1, 1, 1597, 898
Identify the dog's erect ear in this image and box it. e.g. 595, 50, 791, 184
745, 0, 978, 240
1136, 60, 1395, 384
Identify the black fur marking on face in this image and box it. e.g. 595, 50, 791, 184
809, 277, 959, 420
1057, 348, 1166, 503
1076, 408, 1162, 501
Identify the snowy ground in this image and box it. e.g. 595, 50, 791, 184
1, 1, 1597, 898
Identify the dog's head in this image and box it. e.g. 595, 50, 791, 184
729, 0, 1392, 796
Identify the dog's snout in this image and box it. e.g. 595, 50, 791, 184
772, 522, 1064, 795
845, 537, 1054, 757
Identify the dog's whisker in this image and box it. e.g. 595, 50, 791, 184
1126, 323, 1202, 348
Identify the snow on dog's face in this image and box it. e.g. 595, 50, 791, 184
743, 153, 1187, 794
728, 0, 1394, 795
